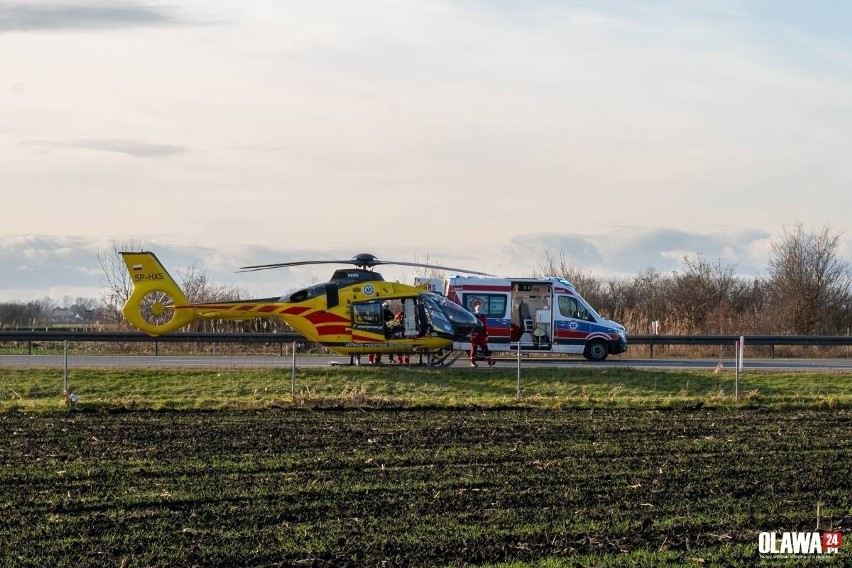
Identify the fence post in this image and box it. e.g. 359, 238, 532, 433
516, 342, 522, 399
735, 336, 745, 401
63, 340, 69, 398
734, 340, 739, 401
291, 341, 297, 397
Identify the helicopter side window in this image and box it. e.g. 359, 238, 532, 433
351, 302, 384, 335
351, 300, 397, 337
289, 283, 326, 303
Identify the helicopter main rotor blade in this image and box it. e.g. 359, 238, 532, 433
238, 253, 492, 276
238, 260, 354, 272
376, 260, 494, 276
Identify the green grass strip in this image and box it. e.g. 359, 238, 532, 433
2, 366, 851, 411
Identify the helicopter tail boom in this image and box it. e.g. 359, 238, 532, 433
120, 252, 195, 335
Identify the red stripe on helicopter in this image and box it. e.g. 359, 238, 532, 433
306, 311, 350, 324
237, 305, 256, 311
258, 305, 279, 313
281, 306, 310, 315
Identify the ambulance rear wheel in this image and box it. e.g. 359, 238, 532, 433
584, 340, 609, 362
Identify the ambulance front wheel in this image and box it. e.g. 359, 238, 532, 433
584, 340, 609, 362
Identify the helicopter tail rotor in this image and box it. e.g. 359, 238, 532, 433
120, 252, 195, 335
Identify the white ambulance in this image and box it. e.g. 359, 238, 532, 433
433, 275, 627, 361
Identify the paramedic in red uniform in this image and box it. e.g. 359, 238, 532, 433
469, 302, 494, 367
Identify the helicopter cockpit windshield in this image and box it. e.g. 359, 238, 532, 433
422, 292, 479, 339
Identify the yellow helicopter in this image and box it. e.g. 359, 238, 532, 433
120, 251, 489, 363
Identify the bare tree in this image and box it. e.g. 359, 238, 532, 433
177, 264, 245, 304
411, 252, 448, 281
176, 264, 248, 332
97, 238, 146, 320
536, 250, 603, 302
765, 224, 851, 334
668, 255, 740, 333
617, 266, 670, 332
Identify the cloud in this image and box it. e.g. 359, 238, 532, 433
0, 237, 331, 302
0, 2, 183, 33
21, 139, 189, 158
0, 236, 105, 300
505, 228, 773, 277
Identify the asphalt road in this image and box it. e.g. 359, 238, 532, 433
2, 354, 852, 371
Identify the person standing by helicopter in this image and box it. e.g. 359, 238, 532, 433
393, 304, 410, 364
469, 302, 494, 367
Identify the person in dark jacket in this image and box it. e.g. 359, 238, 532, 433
469, 302, 494, 367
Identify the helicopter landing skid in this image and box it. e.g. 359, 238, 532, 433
329, 351, 462, 368
428, 350, 462, 367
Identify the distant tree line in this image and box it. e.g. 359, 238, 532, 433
0, 297, 107, 328
539, 225, 851, 335
2, 225, 849, 336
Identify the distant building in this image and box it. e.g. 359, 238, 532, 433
49, 308, 80, 324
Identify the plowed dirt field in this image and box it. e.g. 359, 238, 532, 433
2, 408, 849, 566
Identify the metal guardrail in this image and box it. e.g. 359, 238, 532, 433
1, 331, 851, 358
631, 334, 852, 358
0, 330, 306, 343
632, 334, 852, 346
0, 331, 310, 356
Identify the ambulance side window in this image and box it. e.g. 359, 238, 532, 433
463, 294, 507, 318
558, 296, 592, 322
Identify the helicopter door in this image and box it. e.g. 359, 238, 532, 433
402, 298, 418, 337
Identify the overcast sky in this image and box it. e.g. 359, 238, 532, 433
2, 0, 851, 303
